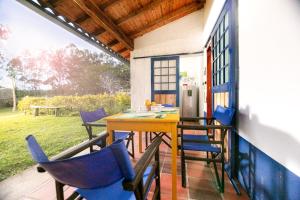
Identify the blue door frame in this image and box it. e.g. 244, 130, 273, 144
209, 0, 238, 178
151, 56, 180, 106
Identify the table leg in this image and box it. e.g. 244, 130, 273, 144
107, 126, 113, 145
171, 123, 178, 200
139, 131, 143, 153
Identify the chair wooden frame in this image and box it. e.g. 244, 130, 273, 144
82, 122, 135, 158
178, 117, 232, 193
36, 132, 162, 200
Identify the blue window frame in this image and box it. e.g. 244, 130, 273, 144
212, 11, 230, 87
151, 56, 180, 106
209, 0, 238, 178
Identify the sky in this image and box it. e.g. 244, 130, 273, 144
0, 0, 109, 88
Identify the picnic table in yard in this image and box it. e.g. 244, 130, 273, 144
30, 105, 64, 117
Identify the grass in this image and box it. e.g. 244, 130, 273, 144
0, 107, 103, 181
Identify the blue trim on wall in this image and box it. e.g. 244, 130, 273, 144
209, 0, 238, 177
151, 56, 180, 106
238, 135, 300, 200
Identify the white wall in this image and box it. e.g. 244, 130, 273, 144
238, 0, 300, 177
130, 11, 204, 108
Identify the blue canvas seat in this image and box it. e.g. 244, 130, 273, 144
80, 108, 135, 158
26, 134, 162, 200
182, 135, 221, 153
178, 105, 235, 192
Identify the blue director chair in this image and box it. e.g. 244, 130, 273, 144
26, 134, 162, 200
80, 108, 135, 158
178, 105, 235, 192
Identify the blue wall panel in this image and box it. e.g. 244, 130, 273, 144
237, 136, 300, 200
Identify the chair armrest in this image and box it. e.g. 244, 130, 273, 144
180, 117, 215, 122
82, 122, 107, 127
123, 136, 162, 191
177, 124, 232, 130
37, 131, 108, 172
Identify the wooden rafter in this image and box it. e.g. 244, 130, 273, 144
74, 0, 168, 38
100, 0, 122, 10
107, 39, 119, 47
91, 27, 106, 36
116, 0, 168, 26
118, 48, 127, 54
73, 0, 133, 50
130, 2, 204, 38
71, 0, 122, 25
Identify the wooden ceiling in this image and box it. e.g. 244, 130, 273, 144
37, 0, 205, 61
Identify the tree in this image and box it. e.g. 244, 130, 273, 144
5, 57, 22, 111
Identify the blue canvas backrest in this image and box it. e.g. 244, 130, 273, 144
26, 135, 135, 189
162, 104, 174, 107
213, 105, 235, 126
80, 108, 107, 123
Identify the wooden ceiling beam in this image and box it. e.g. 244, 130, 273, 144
74, 0, 166, 36
107, 39, 119, 47
91, 27, 106, 36
72, 0, 122, 25
115, 0, 167, 26
130, 2, 204, 38
100, 0, 123, 10
73, 0, 134, 50
118, 48, 127, 54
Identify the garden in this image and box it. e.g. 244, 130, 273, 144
0, 23, 131, 181
0, 93, 130, 181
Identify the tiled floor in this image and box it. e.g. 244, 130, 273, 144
0, 132, 249, 200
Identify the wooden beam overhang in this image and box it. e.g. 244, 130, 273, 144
107, 39, 119, 47
73, 0, 168, 38
73, 0, 134, 50
118, 48, 127, 54
73, 0, 122, 24
130, 2, 204, 38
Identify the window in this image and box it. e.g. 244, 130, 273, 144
212, 12, 230, 87
153, 59, 177, 91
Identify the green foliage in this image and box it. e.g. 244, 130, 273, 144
0, 108, 103, 181
18, 92, 130, 115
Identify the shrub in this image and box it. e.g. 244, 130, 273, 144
18, 92, 130, 115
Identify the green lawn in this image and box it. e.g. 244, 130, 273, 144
0, 108, 103, 181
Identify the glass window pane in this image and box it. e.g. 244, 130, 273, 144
220, 53, 223, 68
161, 76, 168, 82
169, 83, 176, 90
220, 69, 223, 84
225, 30, 229, 46
154, 84, 160, 91
154, 61, 160, 68
162, 83, 168, 90
161, 60, 168, 67
169, 75, 176, 82
162, 68, 168, 75
216, 58, 219, 70
217, 73, 219, 85
154, 68, 161, 75
225, 67, 229, 82
169, 67, 176, 75
225, 12, 229, 28
225, 48, 229, 65
169, 60, 176, 67
154, 76, 160, 83
220, 36, 223, 51
222, 19, 225, 32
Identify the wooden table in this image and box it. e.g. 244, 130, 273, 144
30, 105, 63, 117
105, 112, 179, 200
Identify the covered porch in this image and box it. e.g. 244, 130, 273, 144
6, 0, 300, 199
